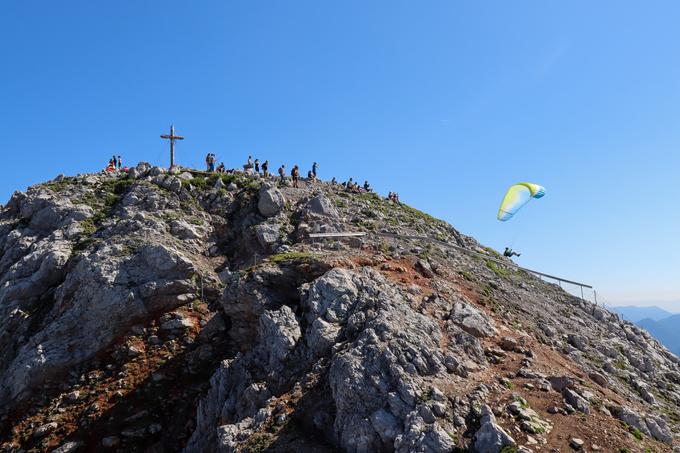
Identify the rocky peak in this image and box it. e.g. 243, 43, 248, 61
0, 163, 679, 452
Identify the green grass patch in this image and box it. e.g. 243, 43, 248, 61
630, 427, 643, 441
483, 246, 501, 258
189, 177, 208, 190
459, 270, 474, 282
243, 433, 273, 452
500, 446, 518, 453
358, 192, 381, 202
480, 284, 493, 298
486, 260, 511, 278
614, 358, 627, 370
45, 178, 74, 193
99, 177, 134, 196
79, 218, 97, 236
104, 193, 119, 207
268, 252, 316, 264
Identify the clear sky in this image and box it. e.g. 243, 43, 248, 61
1, 1, 679, 309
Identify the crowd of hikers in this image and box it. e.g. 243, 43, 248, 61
104, 152, 402, 204
201, 153, 397, 200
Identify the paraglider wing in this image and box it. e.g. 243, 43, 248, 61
497, 183, 545, 221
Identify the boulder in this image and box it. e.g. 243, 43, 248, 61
254, 223, 281, 250
569, 438, 584, 450
618, 407, 650, 436
149, 165, 165, 177
563, 388, 590, 414
589, 371, 608, 388
33, 422, 58, 438
304, 194, 338, 218
645, 415, 673, 445
548, 375, 575, 392
258, 186, 286, 217
568, 334, 589, 351
162, 176, 182, 193
52, 441, 84, 453
474, 405, 515, 453
415, 259, 435, 278
500, 337, 519, 352
449, 299, 498, 338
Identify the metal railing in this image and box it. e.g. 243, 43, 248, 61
308, 230, 595, 303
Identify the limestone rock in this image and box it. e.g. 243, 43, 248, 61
474, 405, 515, 453
449, 298, 498, 338
304, 194, 338, 218
258, 186, 286, 217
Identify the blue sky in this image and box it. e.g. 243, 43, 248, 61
1, 1, 679, 309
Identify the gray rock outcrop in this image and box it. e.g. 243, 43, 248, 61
258, 185, 286, 218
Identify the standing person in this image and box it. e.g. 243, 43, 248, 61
278, 165, 286, 184
262, 160, 269, 177
254, 159, 260, 173
117, 155, 122, 170
312, 161, 318, 178
205, 153, 211, 172
291, 165, 300, 188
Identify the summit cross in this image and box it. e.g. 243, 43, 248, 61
160, 125, 184, 169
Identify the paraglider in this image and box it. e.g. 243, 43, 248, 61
497, 182, 545, 221
504, 247, 521, 258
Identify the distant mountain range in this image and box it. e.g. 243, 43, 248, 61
611, 305, 680, 356
637, 315, 680, 357
610, 305, 675, 322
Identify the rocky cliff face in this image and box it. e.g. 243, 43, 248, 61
1, 163, 679, 453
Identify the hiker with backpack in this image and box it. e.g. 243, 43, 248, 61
262, 160, 269, 177
278, 165, 286, 184
291, 165, 300, 188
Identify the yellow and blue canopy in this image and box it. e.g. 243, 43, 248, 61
497, 182, 545, 221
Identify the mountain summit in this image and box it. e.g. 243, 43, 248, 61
1, 163, 679, 452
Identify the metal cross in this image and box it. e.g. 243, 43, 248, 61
160, 125, 184, 169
